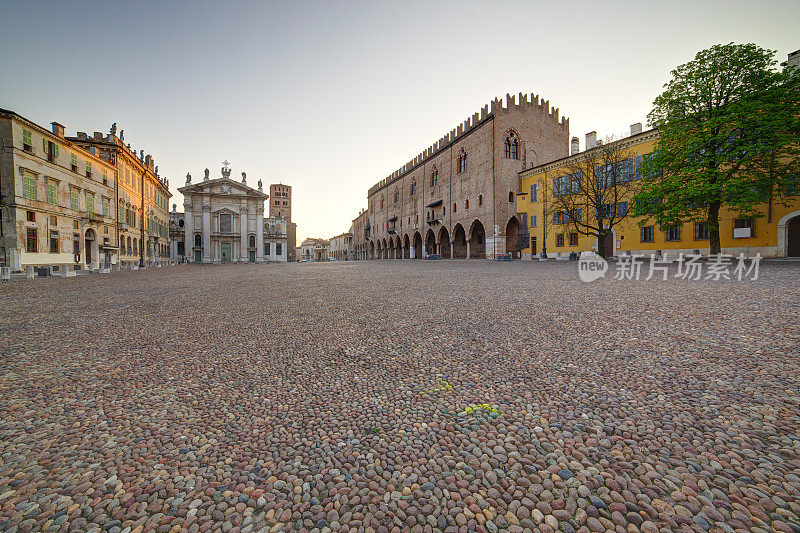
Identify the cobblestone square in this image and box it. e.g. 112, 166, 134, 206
1, 261, 799, 533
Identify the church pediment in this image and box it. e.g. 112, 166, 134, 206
178, 177, 267, 198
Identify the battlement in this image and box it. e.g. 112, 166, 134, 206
368, 92, 569, 197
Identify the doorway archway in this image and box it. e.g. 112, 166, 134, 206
413, 232, 422, 259
468, 220, 486, 259
505, 217, 520, 258
439, 227, 451, 258
452, 224, 467, 258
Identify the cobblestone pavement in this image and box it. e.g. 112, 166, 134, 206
1, 260, 799, 533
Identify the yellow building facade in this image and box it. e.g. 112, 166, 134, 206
517, 129, 800, 259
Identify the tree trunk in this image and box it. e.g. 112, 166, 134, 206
708, 201, 722, 255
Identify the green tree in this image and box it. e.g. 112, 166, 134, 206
633, 43, 800, 254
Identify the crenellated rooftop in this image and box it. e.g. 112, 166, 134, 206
368, 92, 568, 196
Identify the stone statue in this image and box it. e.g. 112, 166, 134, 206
258, 179, 263, 190
110, 123, 117, 136
204, 168, 210, 179
186, 172, 191, 184
155, 166, 159, 176
120, 130, 124, 141
241, 171, 246, 183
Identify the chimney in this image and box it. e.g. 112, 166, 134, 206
93, 132, 103, 141
51, 122, 65, 138
630, 122, 643, 136
570, 136, 580, 155
585, 131, 597, 150
77, 131, 88, 140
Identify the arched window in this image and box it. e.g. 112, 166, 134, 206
127, 236, 132, 253
410, 182, 416, 196
249, 235, 256, 248
504, 132, 519, 160
430, 166, 438, 187
120, 240, 125, 255
194, 234, 201, 247
478, 194, 483, 206
442, 206, 446, 216
465, 199, 470, 210
133, 239, 138, 254
457, 149, 467, 173
380, 195, 384, 209
394, 189, 399, 204
508, 191, 514, 202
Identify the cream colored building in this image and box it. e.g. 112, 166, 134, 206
0, 109, 117, 272
328, 232, 353, 260
178, 163, 268, 263
67, 127, 171, 268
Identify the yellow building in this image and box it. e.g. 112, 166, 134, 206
68, 129, 171, 268
517, 127, 800, 259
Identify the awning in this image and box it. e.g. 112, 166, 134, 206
426, 199, 443, 208
100, 244, 119, 250
365, 220, 370, 229
388, 216, 398, 222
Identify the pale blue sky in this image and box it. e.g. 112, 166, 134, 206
2, 0, 798, 244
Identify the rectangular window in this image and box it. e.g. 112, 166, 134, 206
71, 190, 80, 211
266, 242, 272, 255
49, 215, 57, 226
86, 195, 93, 218
26, 210, 35, 222
86, 161, 92, 178
23, 175, 36, 200
665, 226, 682, 242
47, 182, 57, 205
569, 232, 578, 246
103, 169, 108, 185
26, 228, 37, 252
23, 129, 32, 151
50, 231, 59, 253
694, 222, 710, 240
733, 218, 755, 238
102, 198, 109, 217
530, 184, 537, 202
641, 226, 655, 243
616, 202, 628, 217
71, 154, 78, 172
219, 213, 232, 233
276, 243, 282, 255
556, 233, 565, 247
530, 215, 537, 228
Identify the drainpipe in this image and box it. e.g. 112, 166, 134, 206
140, 166, 146, 267
491, 116, 496, 259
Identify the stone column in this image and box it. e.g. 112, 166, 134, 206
256, 208, 264, 261
240, 207, 248, 261
466, 241, 471, 259
202, 204, 211, 263
184, 203, 194, 262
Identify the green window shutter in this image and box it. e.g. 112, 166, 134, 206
103, 199, 109, 217
86, 161, 92, 173
43, 138, 47, 153
86, 196, 93, 217
54, 144, 59, 158
24, 176, 36, 200
71, 190, 80, 211
23, 129, 32, 146
47, 183, 57, 205
71, 154, 77, 166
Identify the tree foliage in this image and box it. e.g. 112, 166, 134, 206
632, 43, 800, 253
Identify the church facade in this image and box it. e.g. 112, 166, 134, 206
178, 163, 267, 263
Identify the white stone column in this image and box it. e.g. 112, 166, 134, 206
256, 208, 264, 261
184, 203, 194, 262
202, 205, 211, 263
240, 207, 248, 261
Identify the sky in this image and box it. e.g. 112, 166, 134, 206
2, 0, 798, 245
